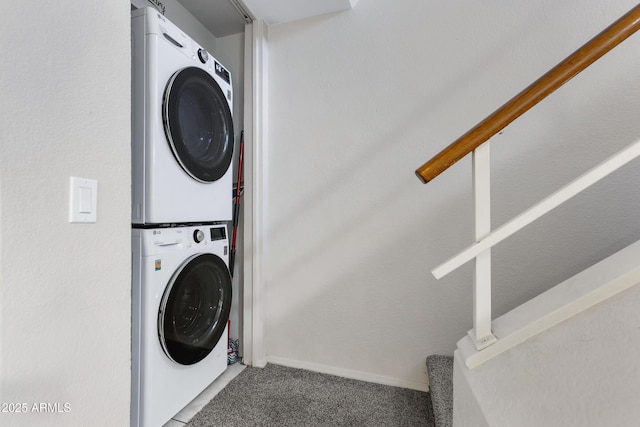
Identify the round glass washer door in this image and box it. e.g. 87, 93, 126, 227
159, 253, 232, 365
163, 66, 234, 183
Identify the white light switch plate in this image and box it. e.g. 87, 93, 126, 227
69, 177, 97, 223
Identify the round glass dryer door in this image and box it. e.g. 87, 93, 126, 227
163, 67, 234, 182
159, 253, 232, 365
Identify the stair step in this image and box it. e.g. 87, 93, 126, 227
426, 355, 454, 427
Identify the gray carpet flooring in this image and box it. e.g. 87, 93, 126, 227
425, 356, 454, 427
186, 364, 435, 427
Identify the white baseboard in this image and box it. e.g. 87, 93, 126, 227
266, 356, 428, 392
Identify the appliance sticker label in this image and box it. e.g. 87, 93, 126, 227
155, 259, 162, 271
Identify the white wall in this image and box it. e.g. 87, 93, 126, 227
263, 0, 640, 390
0, 2, 130, 426
454, 282, 640, 427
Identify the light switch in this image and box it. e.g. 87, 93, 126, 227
69, 177, 97, 223
79, 186, 92, 213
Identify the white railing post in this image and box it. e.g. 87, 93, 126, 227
471, 142, 497, 350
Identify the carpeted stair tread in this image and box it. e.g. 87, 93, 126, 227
426, 355, 454, 427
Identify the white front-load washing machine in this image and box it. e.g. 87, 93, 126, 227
131, 225, 232, 427
131, 7, 234, 225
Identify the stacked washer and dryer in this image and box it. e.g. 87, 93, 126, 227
131, 7, 235, 427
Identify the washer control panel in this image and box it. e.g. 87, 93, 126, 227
142, 225, 228, 254
191, 226, 226, 243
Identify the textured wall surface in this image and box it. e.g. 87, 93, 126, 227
455, 282, 640, 426
263, 0, 640, 389
0, 2, 131, 425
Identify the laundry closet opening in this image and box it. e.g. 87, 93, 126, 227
130, 2, 248, 426
132, 0, 246, 360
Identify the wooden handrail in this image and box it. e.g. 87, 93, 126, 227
415, 4, 640, 184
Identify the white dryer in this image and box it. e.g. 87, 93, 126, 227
131, 225, 232, 427
131, 7, 234, 225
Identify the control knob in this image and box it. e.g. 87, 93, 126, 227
193, 229, 205, 243
197, 48, 208, 64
